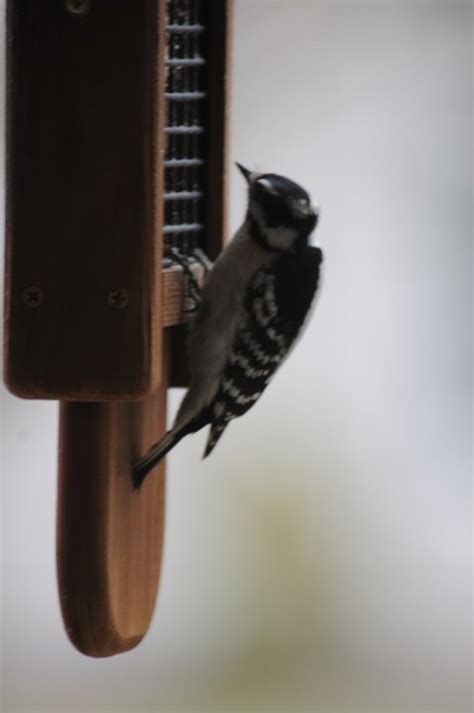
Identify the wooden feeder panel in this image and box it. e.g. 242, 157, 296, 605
4, 0, 232, 658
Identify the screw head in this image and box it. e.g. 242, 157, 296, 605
22, 286, 44, 308
107, 289, 128, 310
66, 0, 90, 16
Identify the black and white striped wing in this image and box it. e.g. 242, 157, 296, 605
203, 245, 323, 456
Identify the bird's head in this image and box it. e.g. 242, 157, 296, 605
236, 162, 320, 252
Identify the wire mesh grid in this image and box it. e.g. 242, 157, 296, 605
164, 0, 208, 260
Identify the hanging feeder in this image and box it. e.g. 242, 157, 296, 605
4, 0, 232, 657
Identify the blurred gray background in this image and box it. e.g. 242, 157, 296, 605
1, 1, 472, 711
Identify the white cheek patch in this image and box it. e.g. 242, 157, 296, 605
250, 202, 297, 251
250, 201, 298, 250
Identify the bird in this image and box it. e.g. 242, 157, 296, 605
133, 163, 323, 488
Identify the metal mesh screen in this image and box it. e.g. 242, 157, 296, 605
164, 0, 207, 259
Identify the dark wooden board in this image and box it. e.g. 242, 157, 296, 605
4, 0, 165, 399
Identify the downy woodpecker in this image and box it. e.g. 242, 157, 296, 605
134, 163, 323, 487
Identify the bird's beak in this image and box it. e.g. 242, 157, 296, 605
235, 162, 252, 184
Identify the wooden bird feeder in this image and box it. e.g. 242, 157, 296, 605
4, 0, 232, 657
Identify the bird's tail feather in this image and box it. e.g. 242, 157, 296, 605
133, 426, 185, 489
202, 421, 228, 459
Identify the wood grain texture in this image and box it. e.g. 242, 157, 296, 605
57, 357, 167, 658
4, 0, 164, 400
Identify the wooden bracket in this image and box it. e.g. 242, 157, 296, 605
4, 0, 231, 657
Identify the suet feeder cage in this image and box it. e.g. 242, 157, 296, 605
4, 0, 232, 657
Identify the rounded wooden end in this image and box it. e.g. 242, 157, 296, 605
57, 385, 166, 657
